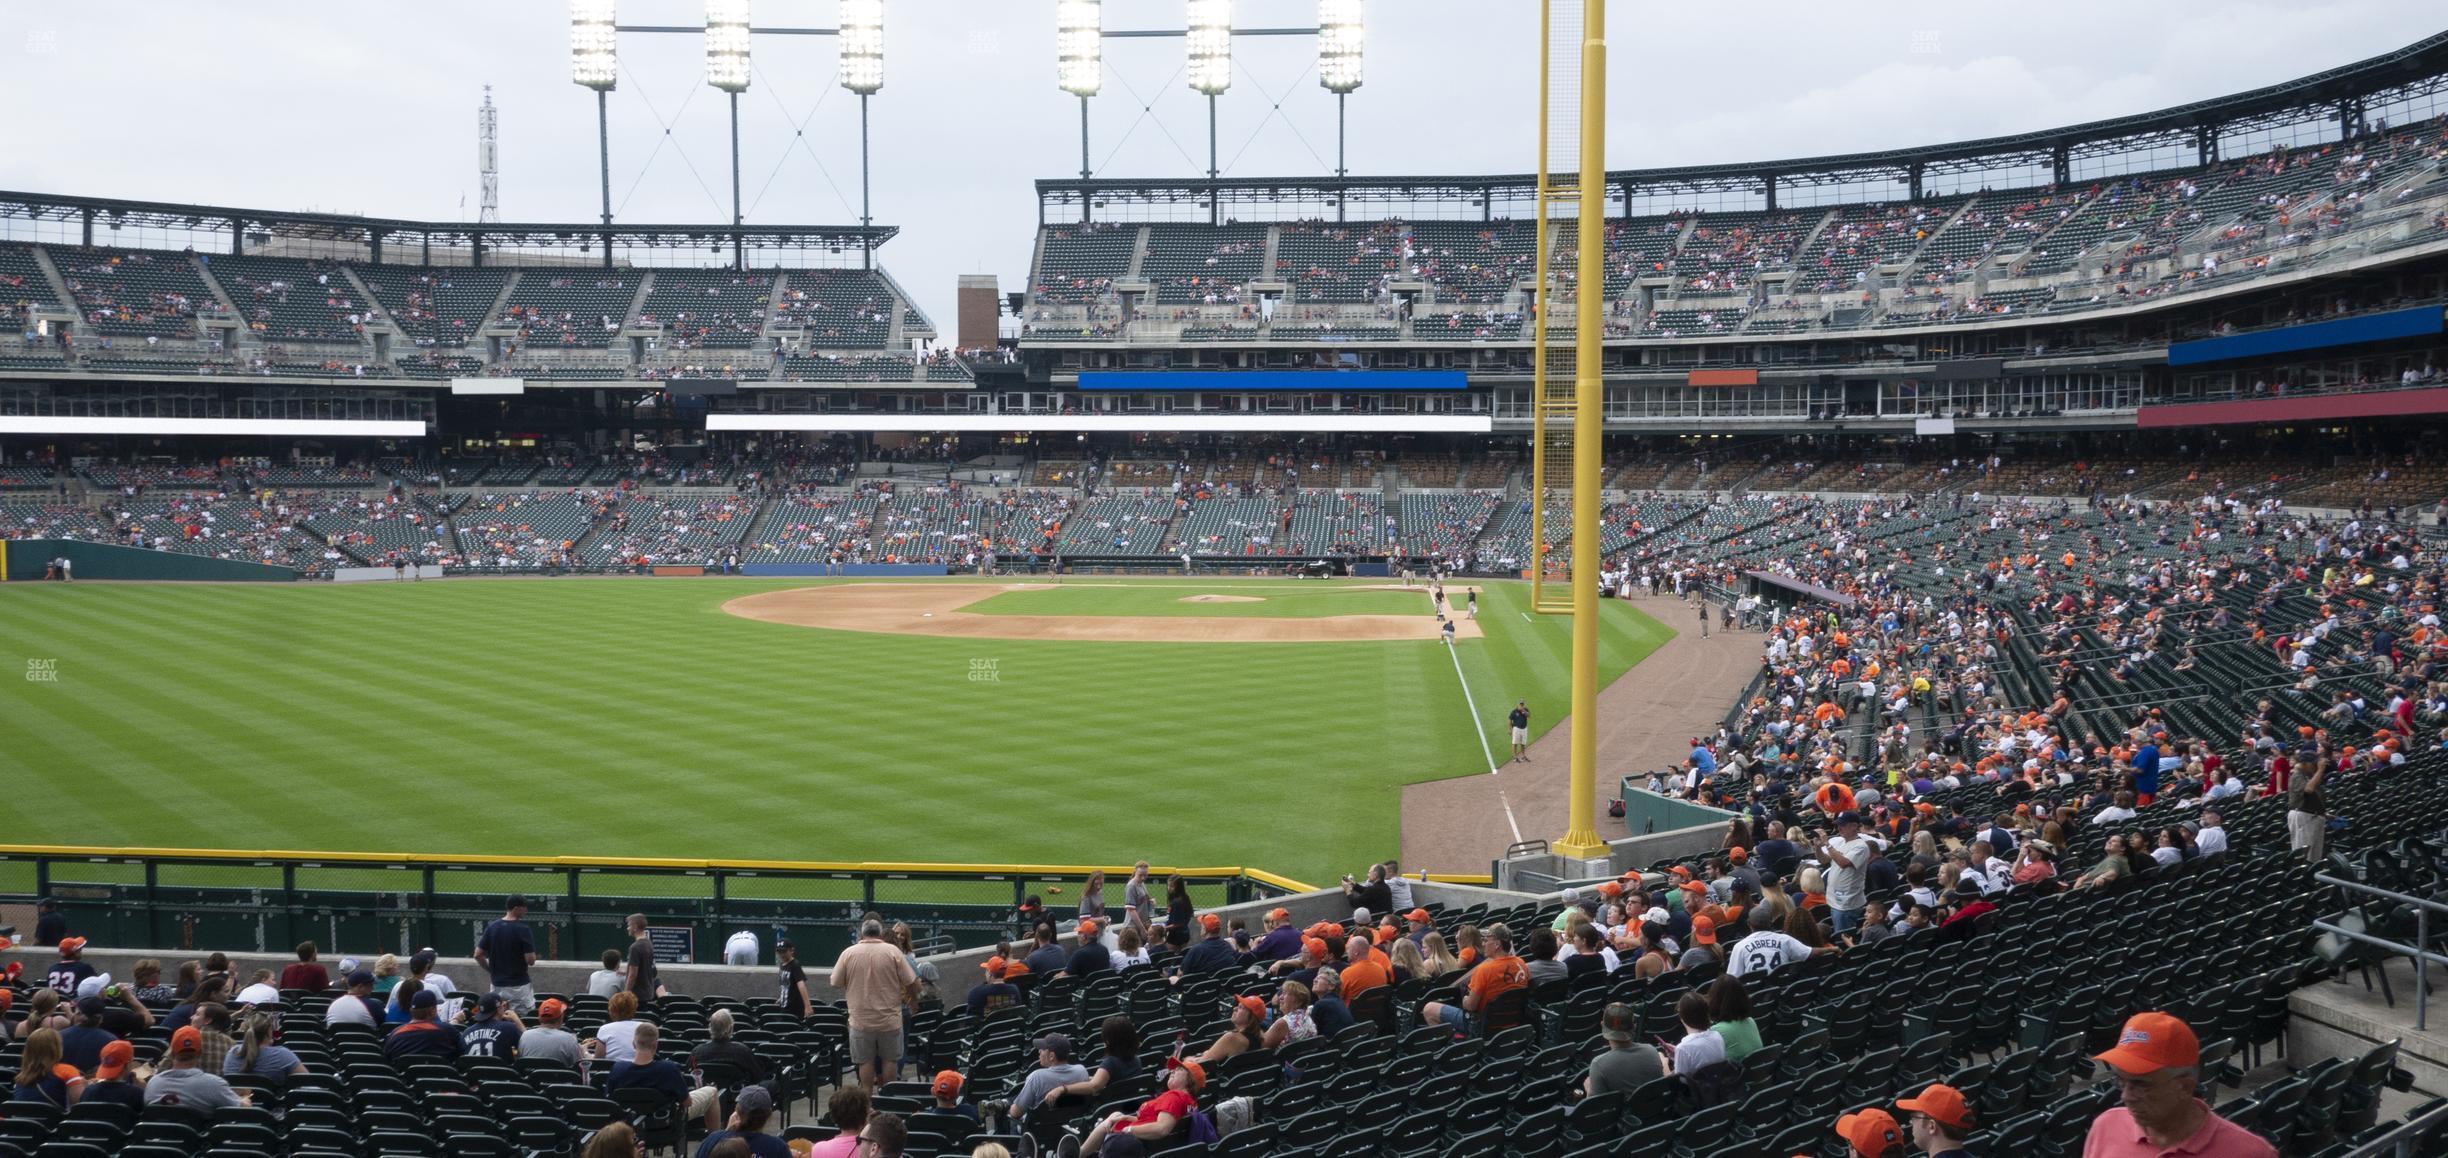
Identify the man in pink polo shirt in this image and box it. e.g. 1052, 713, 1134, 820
2083, 1012, 2274, 1158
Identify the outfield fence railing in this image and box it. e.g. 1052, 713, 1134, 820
0, 845, 1309, 967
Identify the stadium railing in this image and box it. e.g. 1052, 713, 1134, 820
0, 844, 1308, 966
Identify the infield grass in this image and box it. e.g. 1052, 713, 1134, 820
0, 576, 1670, 882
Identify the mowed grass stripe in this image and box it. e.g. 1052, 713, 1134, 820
0, 580, 1667, 880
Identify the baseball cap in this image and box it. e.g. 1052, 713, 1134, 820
1836, 1108, 1903, 1156
737, 1084, 774, 1115
1075, 919, 1100, 939
75, 995, 106, 1019
775, 939, 795, 953
1897, 1083, 1973, 1130
75, 974, 110, 1001
477, 993, 504, 1015
982, 956, 1012, 978
1302, 937, 1329, 961
410, 948, 437, 971
538, 998, 568, 1021
1166, 1056, 1207, 1093
170, 1026, 204, 1057
95, 1039, 134, 1081
1689, 915, 1717, 945
1265, 907, 1291, 922
1236, 995, 1268, 1022
932, 1070, 965, 1099
1199, 914, 1221, 933
346, 971, 375, 989
1600, 1002, 1636, 1044
1750, 905, 1781, 931
1836, 812, 1862, 826
506, 894, 529, 910
1728, 846, 1748, 862
1405, 908, 1433, 923
411, 989, 441, 1010
58, 936, 86, 954
2094, 1012, 2199, 1075
1034, 1033, 1075, 1060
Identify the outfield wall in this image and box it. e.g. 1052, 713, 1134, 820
0, 538, 300, 582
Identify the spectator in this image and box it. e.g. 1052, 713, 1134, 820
1311, 968, 1357, 1037
586, 949, 626, 997
44, 936, 96, 996
1023, 923, 1071, 978
1067, 919, 1116, 978
1011, 1034, 1089, 1128
2288, 763, 2330, 861
1727, 904, 1831, 977
1180, 914, 1242, 974
1524, 928, 1570, 985
607, 1021, 722, 1137
11, 1027, 81, 1109
1113, 925, 1151, 969
128, 959, 174, 1006
695, 1084, 790, 1157
224, 1008, 307, 1081
56, 996, 119, 1073
498, 997, 575, 1069
834, 918, 921, 1088
476, 895, 538, 1012
370, 953, 402, 999
593, 991, 644, 1063
386, 950, 454, 1019
79, 1040, 144, 1110
162, 975, 228, 1031
1707, 975, 1763, 1062
1340, 933, 1393, 997
691, 1008, 772, 1093
460, 993, 525, 1059
1071, 1057, 1203, 1157
1164, 874, 1193, 934
777, 938, 813, 1019
1896, 1083, 1975, 1158
193, 1003, 237, 1068
1835, 1106, 1905, 1157
326, 971, 382, 1027
1250, 907, 1302, 962
1050, 1016, 1142, 1104
967, 952, 1026, 1015
859, 1113, 909, 1158
2085, 1012, 2274, 1157
278, 941, 330, 993
1583, 1002, 1664, 1096
623, 914, 665, 999
806, 1085, 871, 1158
583, 1123, 642, 1158
1419, 923, 1526, 1033
1343, 864, 1393, 919
1123, 861, 1155, 930
922, 1069, 982, 1126
1420, 931, 1462, 976
234, 969, 282, 1006
1077, 870, 1108, 923
1263, 980, 1320, 1048
146, 1025, 240, 1109
32, 897, 66, 947
1193, 996, 1269, 1064
1668, 992, 1727, 1076
2196, 811, 2230, 857
383, 989, 463, 1061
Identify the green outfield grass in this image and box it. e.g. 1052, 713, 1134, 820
964, 582, 1431, 619
0, 577, 1671, 882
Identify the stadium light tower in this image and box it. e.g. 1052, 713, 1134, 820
1186, 0, 1231, 224
705, 0, 752, 266
1056, 0, 1102, 183
1317, 0, 1363, 179
569, 0, 618, 230
838, 0, 884, 270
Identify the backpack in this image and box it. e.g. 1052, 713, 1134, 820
1185, 1109, 1221, 1145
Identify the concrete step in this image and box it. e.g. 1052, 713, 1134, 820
2291, 956, 2448, 1096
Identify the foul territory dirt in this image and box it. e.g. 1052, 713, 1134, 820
723, 583, 1486, 644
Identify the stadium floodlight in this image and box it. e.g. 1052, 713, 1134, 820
570, 0, 619, 90
837, 0, 884, 94
1055, 0, 1102, 96
1317, 0, 1363, 93
704, 0, 751, 93
1185, 0, 1232, 96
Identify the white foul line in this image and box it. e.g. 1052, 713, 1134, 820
1444, 629, 1524, 841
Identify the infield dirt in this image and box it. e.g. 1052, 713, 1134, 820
723, 582, 1487, 644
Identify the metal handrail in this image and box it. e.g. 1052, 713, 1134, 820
2340, 1093, 2448, 1157
2313, 872, 2448, 1030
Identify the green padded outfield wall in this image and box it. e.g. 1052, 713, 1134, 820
2, 538, 300, 582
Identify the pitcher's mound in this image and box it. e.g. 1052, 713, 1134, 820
1180, 594, 1264, 604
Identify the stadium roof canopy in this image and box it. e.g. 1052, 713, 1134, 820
1039, 30, 2448, 222
0, 189, 895, 269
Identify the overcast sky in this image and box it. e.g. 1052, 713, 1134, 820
0, 2, 2436, 331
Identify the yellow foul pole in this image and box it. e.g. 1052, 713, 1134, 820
1554, 0, 1608, 860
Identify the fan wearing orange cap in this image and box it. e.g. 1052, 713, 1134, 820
1834, 1106, 1904, 1157
921, 1069, 979, 1125
1073, 1056, 1205, 1157
1192, 996, 1271, 1065
1895, 1083, 1974, 1157
145, 1024, 244, 1109
966, 947, 1026, 1016
2085, 1012, 2273, 1157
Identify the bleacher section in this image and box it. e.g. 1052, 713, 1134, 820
497, 273, 638, 348
52, 247, 214, 337
635, 270, 774, 350
202, 255, 370, 344
1142, 225, 1268, 304
1031, 223, 1139, 305
1276, 222, 1397, 303
354, 267, 509, 349
771, 269, 896, 348
0, 244, 65, 331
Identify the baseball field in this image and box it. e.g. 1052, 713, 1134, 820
0, 576, 1671, 884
